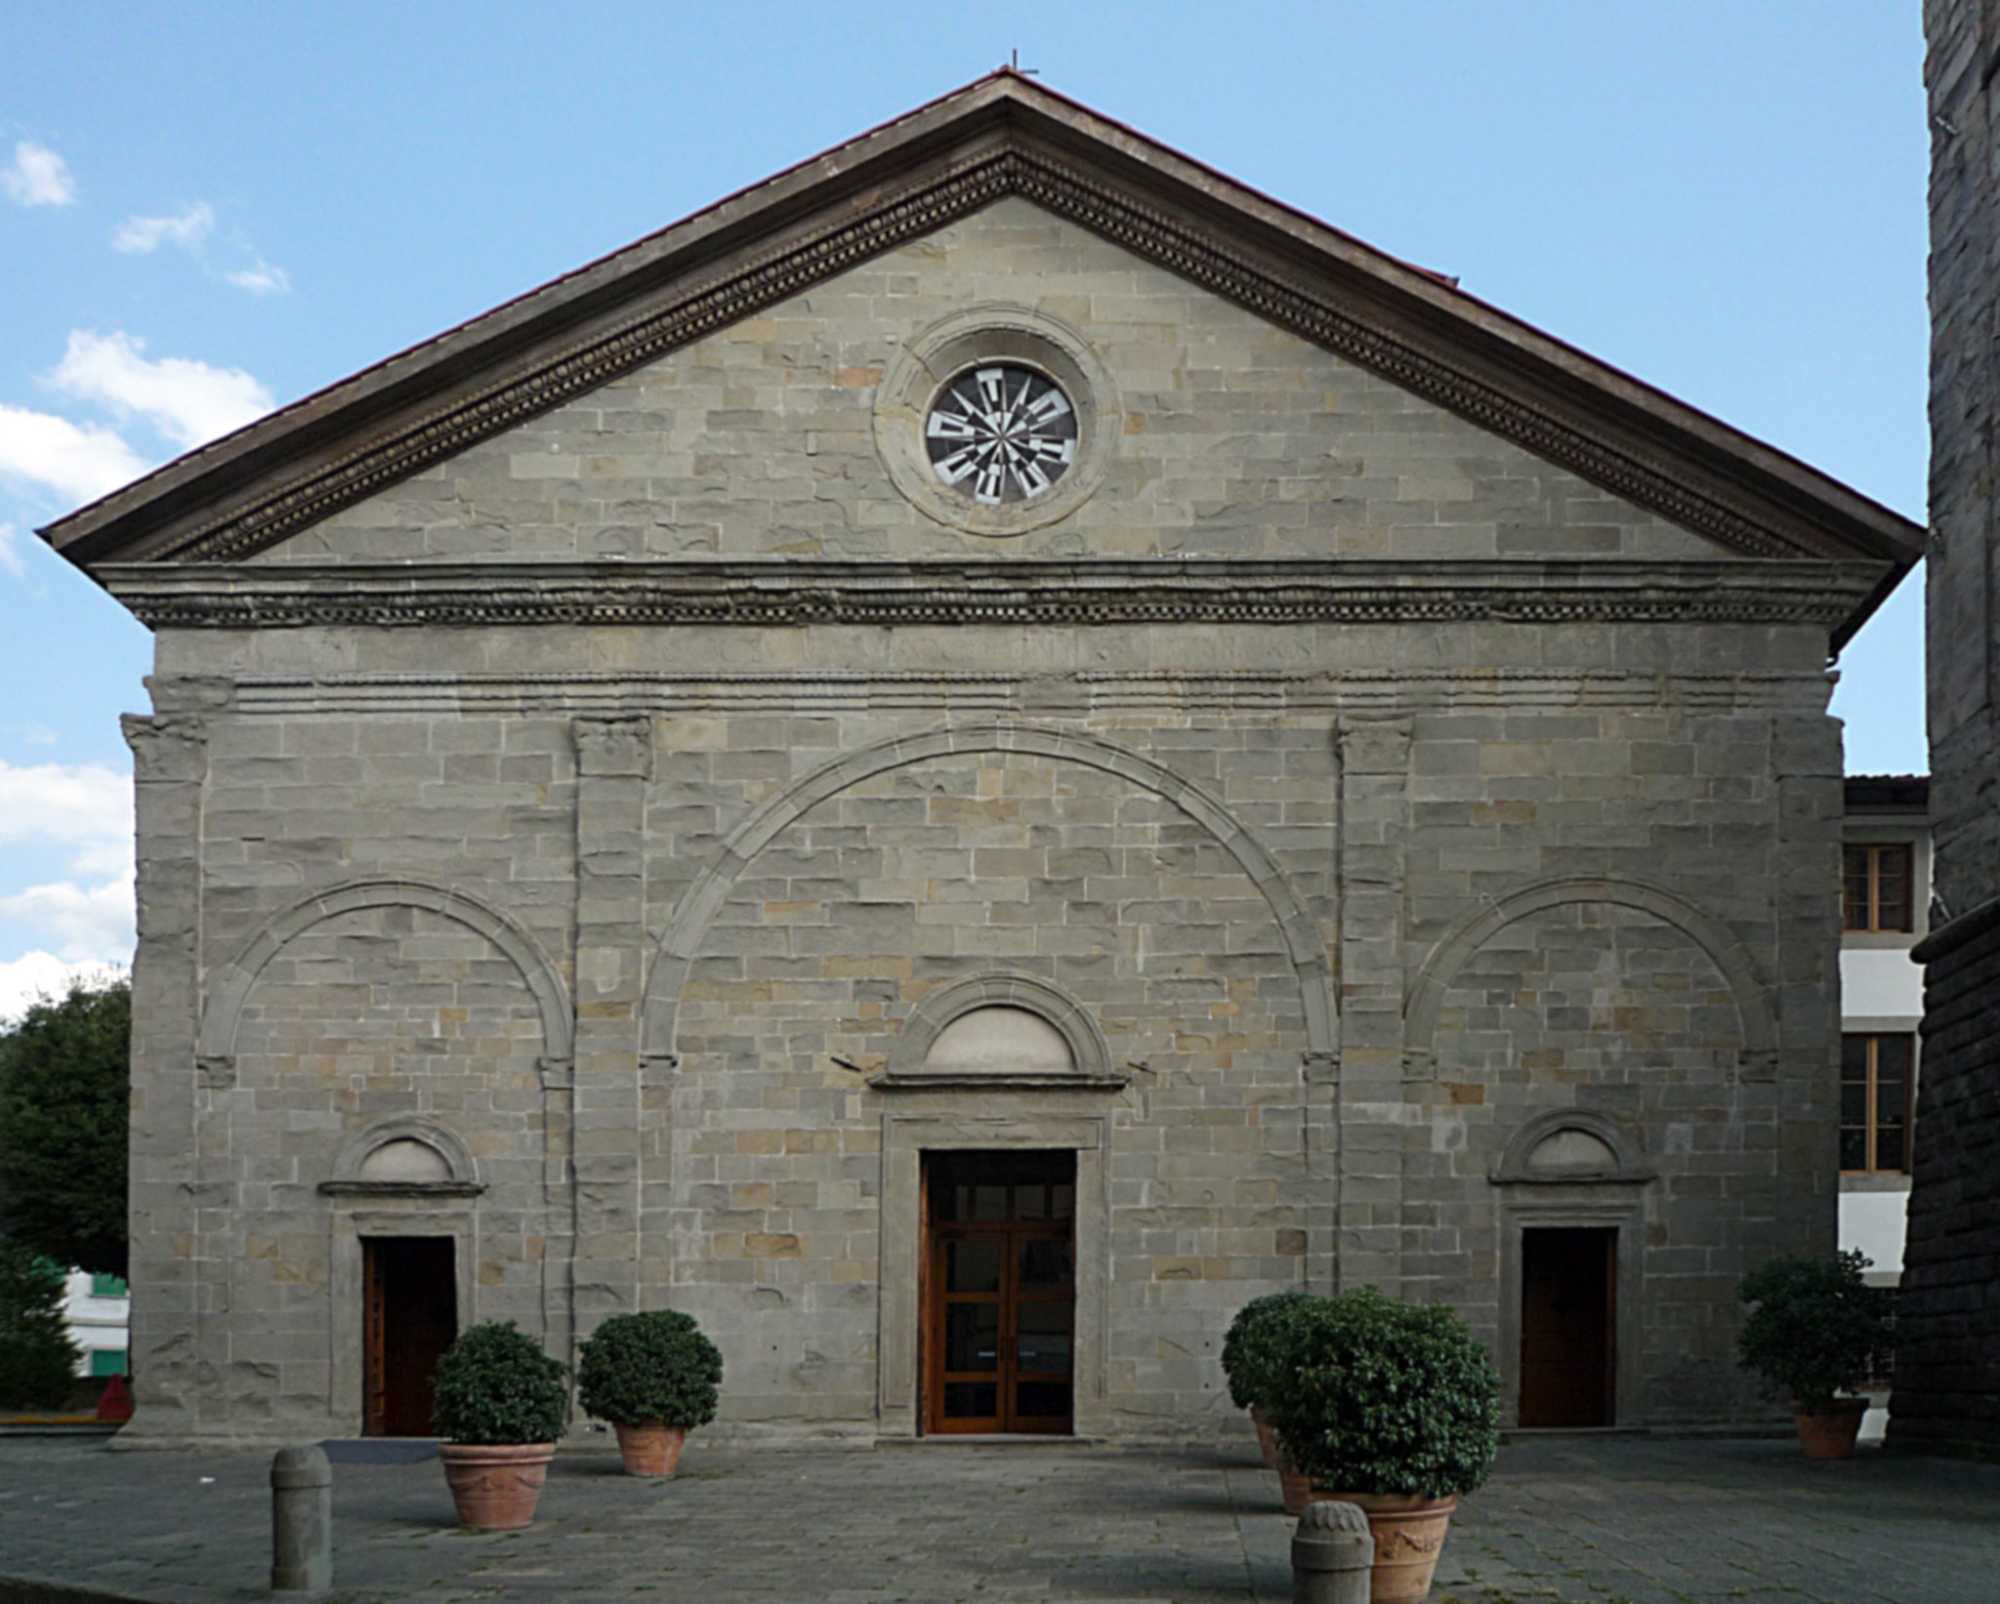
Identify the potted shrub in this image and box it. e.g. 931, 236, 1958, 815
576, 1309, 724, 1477
1221, 1290, 1317, 1471
430, 1321, 569, 1530
1737, 1249, 1893, 1460
1258, 1287, 1500, 1604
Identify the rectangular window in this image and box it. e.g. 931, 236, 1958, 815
1843, 844, 1913, 933
1842, 1033, 1914, 1173
89, 1349, 128, 1378
90, 1273, 128, 1297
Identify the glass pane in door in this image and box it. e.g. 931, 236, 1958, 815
945, 1304, 1000, 1372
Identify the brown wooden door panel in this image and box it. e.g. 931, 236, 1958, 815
362, 1237, 458, 1437
1518, 1227, 1615, 1429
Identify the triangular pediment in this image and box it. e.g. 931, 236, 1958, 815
43, 72, 1919, 641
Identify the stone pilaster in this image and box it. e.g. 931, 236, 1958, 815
1769, 713, 1842, 1259
1333, 716, 1412, 1298
119, 710, 208, 1440
567, 716, 654, 1350
1299, 1048, 1340, 1295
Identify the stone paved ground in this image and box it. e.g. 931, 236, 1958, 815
0, 1435, 1995, 1604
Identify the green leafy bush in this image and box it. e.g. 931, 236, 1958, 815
1257, 1286, 1499, 1498
577, 1310, 724, 1429
0, 1238, 82, 1409
0, 980, 130, 1279
1220, 1290, 1317, 1411
430, 1321, 568, 1445
1737, 1249, 1893, 1416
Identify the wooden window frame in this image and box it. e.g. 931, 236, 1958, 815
1841, 1032, 1915, 1175
1843, 843, 1914, 933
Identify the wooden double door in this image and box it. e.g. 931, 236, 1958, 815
923, 1150, 1075, 1435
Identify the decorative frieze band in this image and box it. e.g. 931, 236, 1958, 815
103, 557, 1878, 632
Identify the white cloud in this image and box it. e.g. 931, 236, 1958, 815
0, 522, 23, 579
0, 402, 150, 506
110, 201, 290, 297
0, 874, 136, 962
2, 141, 77, 207
0, 758, 132, 852
224, 258, 291, 296
0, 763, 135, 972
111, 200, 214, 254
0, 953, 126, 1027
53, 330, 272, 451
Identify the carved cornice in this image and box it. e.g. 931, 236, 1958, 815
102, 150, 1024, 569
43, 94, 1920, 591
1009, 157, 1819, 562
102, 557, 1881, 632
867, 1072, 1132, 1092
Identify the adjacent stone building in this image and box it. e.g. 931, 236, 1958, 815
1898, 1, 2000, 1460
44, 75, 1921, 1445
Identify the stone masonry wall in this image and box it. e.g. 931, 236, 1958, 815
219, 906, 552, 1433
666, 743, 1312, 1429
1897, 0, 2000, 1459
125, 637, 1841, 1441
116, 190, 1851, 1442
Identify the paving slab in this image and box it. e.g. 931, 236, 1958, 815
0, 1435, 1994, 1604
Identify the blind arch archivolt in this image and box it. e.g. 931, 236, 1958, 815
1402, 875, 1778, 1057
196, 876, 574, 1065
640, 720, 1334, 1059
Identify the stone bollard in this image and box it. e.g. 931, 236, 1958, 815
271, 1443, 333, 1592
1291, 1498, 1373, 1604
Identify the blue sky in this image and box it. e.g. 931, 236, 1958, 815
0, 3, 1929, 1014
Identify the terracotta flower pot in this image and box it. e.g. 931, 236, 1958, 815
1792, 1398, 1867, 1460
1306, 1489, 1458, 1604
613, 1420, 688, 1477
1278, 1458, 1313, 1516
438, 1442, 557, 1530
1250, 1407, 1281, 1471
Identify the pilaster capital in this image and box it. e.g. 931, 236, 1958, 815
1301, 1050, 1340, 1087
122, 714, 209, 783
1336, 715, 1413, 776
573, 716, 654, 780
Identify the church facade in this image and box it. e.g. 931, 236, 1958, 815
48, 76, 1921, 1444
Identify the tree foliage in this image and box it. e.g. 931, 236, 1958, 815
577, 1310, 724, 1428
431, 1321, 569, 1444
0, 1237, 82, 1409
1256, 1286, 1500, 1499
1220, 1290, 1316, 1411
0, 979, 130, 1279
1737, 1249, 1894, 1415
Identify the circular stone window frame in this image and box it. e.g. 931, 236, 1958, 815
874, 304, 1121, 538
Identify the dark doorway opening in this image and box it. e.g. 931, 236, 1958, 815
362, 1236, 457, 1436
1518, 1226, 1616, 1428
922, 1150, 1075, 1435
